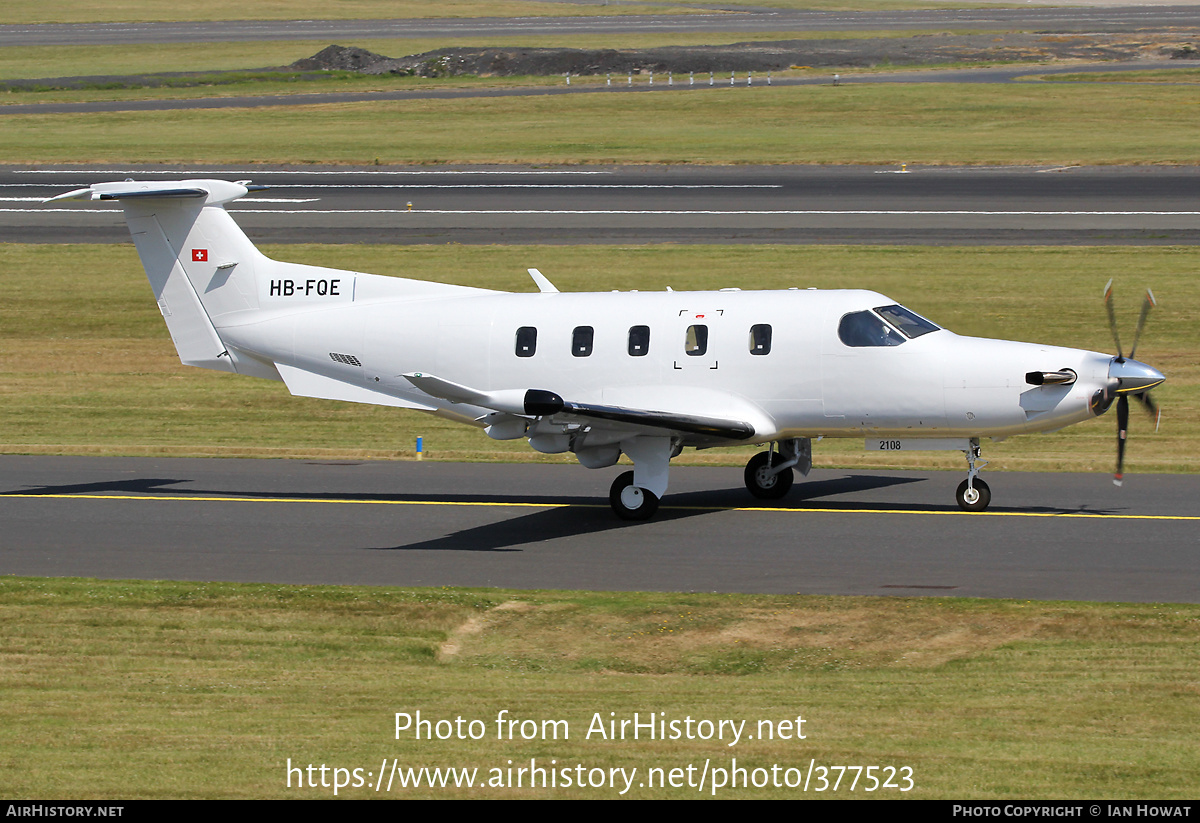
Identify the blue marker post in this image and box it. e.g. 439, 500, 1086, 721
416, 436, 424, 461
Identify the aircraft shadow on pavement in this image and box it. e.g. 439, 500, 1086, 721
366, 494, 719, 553
2, 478, 188, 496
368, 474, 935, 553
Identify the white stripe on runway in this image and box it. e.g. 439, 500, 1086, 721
13, 169, 614, 176
267, 184, 784, 189
8, 207, 1200, 216
2, 183, 782, 190
222, 209, 1200, 216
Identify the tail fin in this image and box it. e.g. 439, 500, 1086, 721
50, 179, 267, 373
53, 178, 500, 387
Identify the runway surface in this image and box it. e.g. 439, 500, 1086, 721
8, 164, 1200, 245
1, 455, 1195, 602
5, 6, 1200, 46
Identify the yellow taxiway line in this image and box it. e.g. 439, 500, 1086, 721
3, 493, 1197, 521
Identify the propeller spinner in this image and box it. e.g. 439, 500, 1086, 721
1103, 282, 1165, 485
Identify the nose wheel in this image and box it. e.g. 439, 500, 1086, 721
955, 478, 991, 512
957, 440, 991, 512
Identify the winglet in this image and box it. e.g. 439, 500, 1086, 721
528, 268, 559, 293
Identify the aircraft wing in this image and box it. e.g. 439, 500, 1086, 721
523, 390, 756, 440
404, 373, 758, 441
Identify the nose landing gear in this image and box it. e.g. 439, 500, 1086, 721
956, 440, 991, 512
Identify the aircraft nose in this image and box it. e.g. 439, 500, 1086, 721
1110, 358, 1166, 394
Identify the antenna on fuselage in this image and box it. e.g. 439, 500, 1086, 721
527, 268, 559, 293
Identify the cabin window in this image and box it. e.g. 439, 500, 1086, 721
515, 326, 537, 357
749, 324, 772, 355
572, 326, 594, 357
685, 324, 708, 356
838, 311, 905, 348
628, 325, 650, 356
874, 305, 940, 339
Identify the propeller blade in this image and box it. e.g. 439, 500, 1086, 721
1103, 279, 1123, 361
1114, 394, 1129, 486
1136, 391, 1161, 432
1128, 289, 1156, 361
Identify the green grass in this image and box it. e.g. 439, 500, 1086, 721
1, 243, 1194, 474
1028, 68, 1200, 84
0, 31, 949, 86
0, 71, 583, 107
1, 576, 1196, 799
3, 84, 1198, 166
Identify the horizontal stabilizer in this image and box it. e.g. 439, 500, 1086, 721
46, 179, 252, 207
279, 364, 435, 410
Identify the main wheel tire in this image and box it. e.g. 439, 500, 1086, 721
956, 478, 991, 512
609, 470, 660, 520
745, 450, 795, 500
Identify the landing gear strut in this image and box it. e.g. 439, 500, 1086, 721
956, 439, 991, 512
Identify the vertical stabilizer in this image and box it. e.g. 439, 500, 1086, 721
49, 179, 266, 373
127, 210, 234, 371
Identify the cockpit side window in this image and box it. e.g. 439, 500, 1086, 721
838, 311, 905, 348
874, 305, 940, 339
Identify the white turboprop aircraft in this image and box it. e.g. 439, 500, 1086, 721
51, 179, 1166, 519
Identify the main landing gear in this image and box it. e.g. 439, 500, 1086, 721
745, 451, 794, 499
607, 436, 672, 520
610, 470, 659, 520
607, 437, 813, 520
956, 439, 991, 512
744, 438, 811, 501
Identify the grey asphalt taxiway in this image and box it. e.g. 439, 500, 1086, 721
2, 456, 1197, 602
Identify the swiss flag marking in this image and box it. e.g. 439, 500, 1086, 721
192, 249, 208, 262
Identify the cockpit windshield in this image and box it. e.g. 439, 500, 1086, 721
874, 304, 940, 339
838, 305, 941, 348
